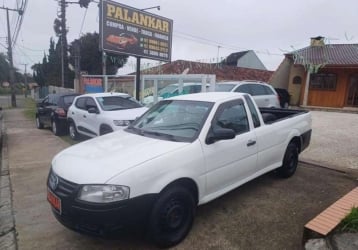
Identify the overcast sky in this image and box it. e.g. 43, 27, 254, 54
1, 0, 358, 74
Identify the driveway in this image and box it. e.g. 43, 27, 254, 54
1, 108, 357, 250
300, 111, 358, 170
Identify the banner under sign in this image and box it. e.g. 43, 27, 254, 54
100, 0, 173, 62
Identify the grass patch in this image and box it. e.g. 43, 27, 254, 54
339, 207, 358, 233
23, 98, 37, 120
21, 97, 88, 146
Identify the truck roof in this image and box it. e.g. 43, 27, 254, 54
168, 92, 246, 103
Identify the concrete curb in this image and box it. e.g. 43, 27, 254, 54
0, 111, 17, 250
299, 159, 358, 180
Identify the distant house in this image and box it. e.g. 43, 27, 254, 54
222, 50, 267, 70
271, 36, 358, 108
141, 59, 273, 82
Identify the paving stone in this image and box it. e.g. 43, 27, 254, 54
304, 238, 329, 250
332, 233, 358, 250
0, 231, 17, 250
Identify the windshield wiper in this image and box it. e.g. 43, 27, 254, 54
141, 130, 179, 141
149, 123, 199, 131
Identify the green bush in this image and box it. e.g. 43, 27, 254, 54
340, 207, 358, 232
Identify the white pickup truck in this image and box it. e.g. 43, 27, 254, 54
47, 92, 311, 247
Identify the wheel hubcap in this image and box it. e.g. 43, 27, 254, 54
161, 199, 185, 231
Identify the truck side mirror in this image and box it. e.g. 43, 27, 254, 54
205, 126, 235, 145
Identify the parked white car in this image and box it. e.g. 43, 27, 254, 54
215, 80, 281, 108
67, 92, 148, 139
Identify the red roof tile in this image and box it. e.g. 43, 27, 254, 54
288, 44, 358, 65
140, 60, 273, 82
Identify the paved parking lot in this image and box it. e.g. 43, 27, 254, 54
1, 108, 357, 249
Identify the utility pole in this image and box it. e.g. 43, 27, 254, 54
21, 63, 28, 97
55, 0, 69, 88
60, 0, 68, 88
0, 6, 22, 107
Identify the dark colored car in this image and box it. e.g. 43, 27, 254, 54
36, 93, 80, 136
275, 88, 291, 108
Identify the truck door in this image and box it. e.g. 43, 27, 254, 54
202, 99, 258, 195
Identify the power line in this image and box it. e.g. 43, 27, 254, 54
79, 7, 88, 37
14, 46, 37, 64
174, 30, 283, 57
12, 0, 27, 47
16, 43, 45, 52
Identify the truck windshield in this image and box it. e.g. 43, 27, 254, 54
127, 100, 213, 142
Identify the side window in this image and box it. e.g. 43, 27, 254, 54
42, 96, 49, 106
244, 95, 261, 128
190, 85, 202, 93
235, 84, 252, 95
86, 97, 97, 109
250, 84, 267, 96
264, 86, 275, 95
48, 95, 55, 105
75, 97, 86, 110
215, 101, 249, 135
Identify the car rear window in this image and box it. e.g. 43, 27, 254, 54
215, 84, 236, 92
63, 95, 77, 107
249, 84, 267, 96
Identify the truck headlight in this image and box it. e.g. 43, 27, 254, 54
78, 185, 130, 203
113, 120, 131, 126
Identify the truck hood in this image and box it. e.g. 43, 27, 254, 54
52, 130, 189, 184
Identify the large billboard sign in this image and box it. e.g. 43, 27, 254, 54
100, 0, 173, 62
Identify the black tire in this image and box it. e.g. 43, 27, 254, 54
148, 186, 196, 248
51, 120, 61, 136
99, 125, 113, 136
36, 115, 44, 129
277, 143, 299, 178
69, 121, 79, 140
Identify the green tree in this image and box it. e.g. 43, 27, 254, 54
46, 38, 62, 86
31, 52, 51, 87
69, 32, 128, 75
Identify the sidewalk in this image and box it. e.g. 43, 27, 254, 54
0, 109, 16, 249
0, 108, 70, 250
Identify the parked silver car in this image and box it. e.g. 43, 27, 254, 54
215, 81, 281, 108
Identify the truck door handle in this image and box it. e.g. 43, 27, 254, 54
83, 115, 87, 118
247, 140, 256, 147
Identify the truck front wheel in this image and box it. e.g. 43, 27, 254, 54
277, 143, 299, 178
148, 186, 196, 248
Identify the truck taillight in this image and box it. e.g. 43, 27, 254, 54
55, 108, 66, 117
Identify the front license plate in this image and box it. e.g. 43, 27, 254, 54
47, 188, 62, 214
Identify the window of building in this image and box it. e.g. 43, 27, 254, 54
293, 76, 302, 84
310, 73, 337, 90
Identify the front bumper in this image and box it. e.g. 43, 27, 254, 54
47, 171, 157, 236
